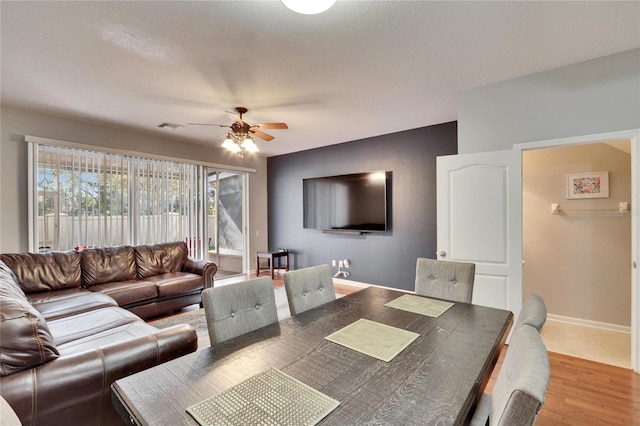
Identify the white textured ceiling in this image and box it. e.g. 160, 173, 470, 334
2, 1, 639, 157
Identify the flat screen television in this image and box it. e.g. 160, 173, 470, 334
303, 171, 388, 233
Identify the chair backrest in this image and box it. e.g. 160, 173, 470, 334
283, 264, 335, 316
516, 294, 547, 332
201, 276, 278, 345
488, 324, 550, 426
414, 258, 475, 303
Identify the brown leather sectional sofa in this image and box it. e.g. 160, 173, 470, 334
0, 241, 218, 425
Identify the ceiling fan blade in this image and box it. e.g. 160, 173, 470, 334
250, 129, 275, 141
188, 123, 230, 128
252, 123, 288, 130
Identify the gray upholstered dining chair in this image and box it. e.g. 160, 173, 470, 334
470, 324, 551, 426
516, 294, 547, 332
201, 276, 278, 346
414, 258, 475, 303
283, 264, 335, 316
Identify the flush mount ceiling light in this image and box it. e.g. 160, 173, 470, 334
281, 0, 336, 15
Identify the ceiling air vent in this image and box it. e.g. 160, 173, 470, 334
158, 122, 183, 130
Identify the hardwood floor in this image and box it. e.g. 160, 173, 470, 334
215, 273, 640, 424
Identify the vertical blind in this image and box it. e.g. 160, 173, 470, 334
34, 144, 204, 254
133, 157, 203, 247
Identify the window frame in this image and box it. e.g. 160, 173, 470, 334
26, 135, 254, 263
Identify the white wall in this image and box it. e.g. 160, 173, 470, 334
458, 49, 640, 154
457, 47, 640, 371
523, 142, 631, 326
0, 105, 269, 270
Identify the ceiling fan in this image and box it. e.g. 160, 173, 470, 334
188, 107, 288, 156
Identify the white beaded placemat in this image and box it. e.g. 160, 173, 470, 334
186, 367, 340, 426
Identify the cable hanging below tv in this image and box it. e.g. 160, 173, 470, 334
303, 170, 388, 234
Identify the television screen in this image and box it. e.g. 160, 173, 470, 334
303, 171, 387, 232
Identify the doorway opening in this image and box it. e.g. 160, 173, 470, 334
206, 170, 247, 279
522, 139, 632, 368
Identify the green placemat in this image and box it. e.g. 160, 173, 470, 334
186, 368, 340, 426
324, 318, 420, 362
384, 294, 454, 318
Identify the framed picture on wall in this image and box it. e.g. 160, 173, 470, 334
566, 171, 609, 199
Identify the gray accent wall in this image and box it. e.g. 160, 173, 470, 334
267, 122, 457, 291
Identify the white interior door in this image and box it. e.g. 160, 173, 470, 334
437, 150, 522, 318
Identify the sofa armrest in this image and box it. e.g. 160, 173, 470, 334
0, 324, 197, 425
183, 258, 217, 289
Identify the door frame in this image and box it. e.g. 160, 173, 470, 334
514, 128, 640, 373
204, 169, 250, 276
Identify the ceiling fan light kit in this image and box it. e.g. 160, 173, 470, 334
188, 107, 287, 159
240, 137, 259, 152
222, 136, 241, 153
281, 0, 336, 15
221, 133, 259, 157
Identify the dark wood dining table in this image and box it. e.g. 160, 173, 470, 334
111, 286, 513, 425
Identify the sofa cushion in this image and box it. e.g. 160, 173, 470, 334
47, 306, 141, 346
87, 280, 158, 306
81, 246, 138, 287
27, 288, 118, 321
55, 320, 164, 356
0, 293, 59, 376
134, 242, 188, 278
0, 260, 27, 301
0, 252, 81, 293
145, 272, 203, 297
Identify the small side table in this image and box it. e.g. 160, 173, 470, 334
256, 250, 290, 279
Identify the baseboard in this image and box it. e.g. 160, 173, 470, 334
332, 277, 370, 289
332, 278, 416, 294
547, 313, 631, 334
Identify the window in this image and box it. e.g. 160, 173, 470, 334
31, 143, 206, 256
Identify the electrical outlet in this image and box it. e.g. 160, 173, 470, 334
338, 260, 344, 268
343, 259, 350, 268
331, 259, 336, 267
